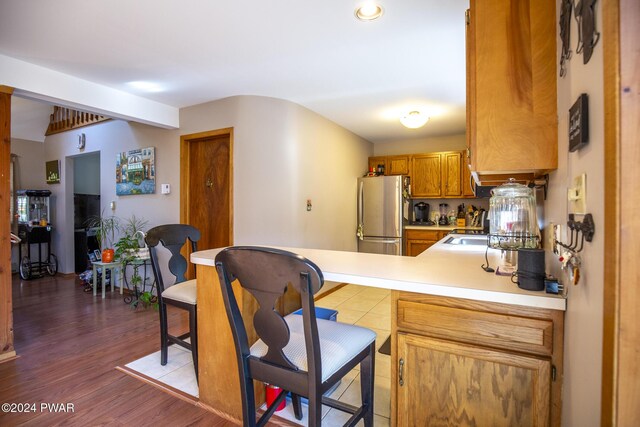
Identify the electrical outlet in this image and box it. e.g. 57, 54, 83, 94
546, 223, 561, 254
568, 173, 587, 214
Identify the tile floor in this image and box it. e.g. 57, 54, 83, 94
123, 284, 391, 426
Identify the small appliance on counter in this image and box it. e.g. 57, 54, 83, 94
410, 202, 435, 225
438, 203, 450, 226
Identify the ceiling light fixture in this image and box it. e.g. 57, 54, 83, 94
127, 81, 164, 93
355, 2, 384, 21
400, 111, 429, 129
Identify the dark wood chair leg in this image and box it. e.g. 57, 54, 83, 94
360, 343, 376, 427
159, 302, 169, 365
291, 393, 303, 420
308, 390, 322, 427
189, 305, 198, 381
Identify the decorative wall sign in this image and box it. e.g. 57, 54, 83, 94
116, 147, 155, 195
569, 94, 589, 152
46, 160, 61, 184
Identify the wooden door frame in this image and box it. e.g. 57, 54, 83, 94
601, 0, 640, 424
0, 85, 15, 362
179, 128, 234, 245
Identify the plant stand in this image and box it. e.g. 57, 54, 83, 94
122, 258, 157, 308
91, 261, 123, 298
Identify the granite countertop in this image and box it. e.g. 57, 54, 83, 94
191, 235, 566, 311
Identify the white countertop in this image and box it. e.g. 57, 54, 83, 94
192, 235, 566, 311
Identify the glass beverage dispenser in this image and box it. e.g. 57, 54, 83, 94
488, 179, 540, 274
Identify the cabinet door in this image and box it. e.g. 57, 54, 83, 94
405, 239, 437, 257
368, 156, 387, 175
396, 333, 551, 427
387, 155, 410, 175
462, 151, 475, 197
467, 0, 557, 176
411, 154, 441, 197
442, 152, 462, 197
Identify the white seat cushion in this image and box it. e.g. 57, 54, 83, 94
250, 313, 376, 382
161, 279, 197, 305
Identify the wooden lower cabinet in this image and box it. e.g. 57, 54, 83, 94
392, 292, 564, 426
405, 229, 449, 256
397, 333, 550, 427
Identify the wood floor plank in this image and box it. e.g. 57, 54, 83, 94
0, 273, 234, 426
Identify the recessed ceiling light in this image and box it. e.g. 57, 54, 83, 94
400, 111, 429, 129
355, 2, 384, 21
127, 81, 164, 93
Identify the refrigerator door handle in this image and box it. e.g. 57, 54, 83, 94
361, 237, 401, 244
357, 180, 364, 239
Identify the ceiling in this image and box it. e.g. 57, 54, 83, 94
0, 0, 468, 143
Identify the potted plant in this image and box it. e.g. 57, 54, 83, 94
86, 210, 120, 263
115, 215, 156, 309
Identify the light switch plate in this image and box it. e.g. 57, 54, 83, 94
161, 184, 171, 194
568, 174, 587, 214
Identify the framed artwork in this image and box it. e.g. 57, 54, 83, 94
46, 160, 60, 184
116, 147, 155, 195
93, 250, 102, 261
88, 252, 97, 262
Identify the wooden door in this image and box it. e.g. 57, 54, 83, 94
411, 154, 441, 197
396, 333, 551, 427
180, 129, 233, 276
442, 152, 462, 197
387, 155, 410, 175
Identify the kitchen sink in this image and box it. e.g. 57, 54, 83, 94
444, 236, 487, 246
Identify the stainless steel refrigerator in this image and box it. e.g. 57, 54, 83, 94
357, 175, 405, 255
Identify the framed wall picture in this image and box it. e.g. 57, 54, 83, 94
46, 160, 60, 184
116, 147, 155, 195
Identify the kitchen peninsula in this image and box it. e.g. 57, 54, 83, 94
192, 236, 565, 425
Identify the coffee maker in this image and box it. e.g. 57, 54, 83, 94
413, 202, 430, 223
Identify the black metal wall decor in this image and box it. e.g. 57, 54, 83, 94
559, 0, 573, 76
575, 0, 600, 64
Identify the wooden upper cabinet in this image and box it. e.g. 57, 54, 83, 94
368, 156, 386, 175
411, 154, 442, 197
462, 153, 475, 197
466, 0, 557, 182
387, 155, 410, 175
442, 152, 462, 197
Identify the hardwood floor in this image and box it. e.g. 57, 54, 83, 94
0, 273, 234, 426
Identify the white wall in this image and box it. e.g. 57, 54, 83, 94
10, 138, 45, 190
44, 120, 180, 273
545, 0, 605, 424
373, 134, 466, 156
44, 95, 372, 273
180, 95, 373, 250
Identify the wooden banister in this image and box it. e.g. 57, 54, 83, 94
45, 106, 110, 136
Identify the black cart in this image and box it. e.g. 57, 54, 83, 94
15, 189, 58, 280
17, 224, 58, 279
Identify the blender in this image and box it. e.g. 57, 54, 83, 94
438, 203, 449, 226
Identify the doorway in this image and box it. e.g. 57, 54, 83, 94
180, 128, 233, 275
72, 152, 101, 273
